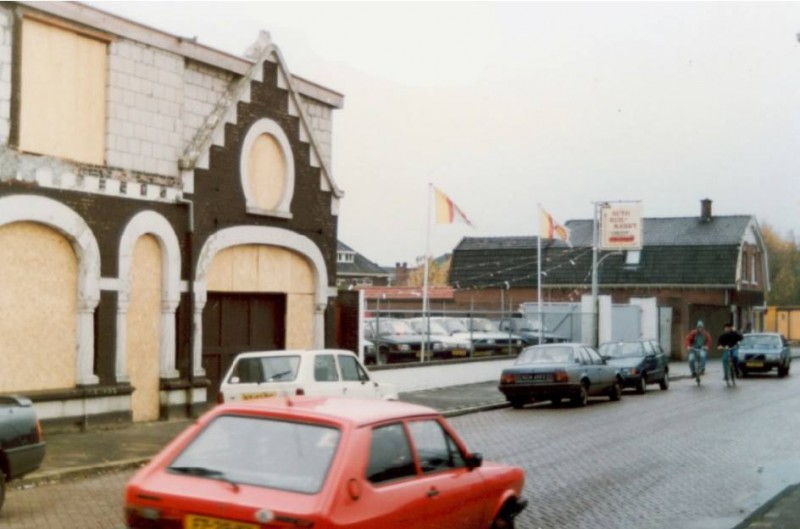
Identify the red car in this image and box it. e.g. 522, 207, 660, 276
124, 397, 527, 529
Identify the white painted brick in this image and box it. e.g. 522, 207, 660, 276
106, 179, 121, 194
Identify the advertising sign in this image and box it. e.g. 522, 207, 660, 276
600, 203, 643, 250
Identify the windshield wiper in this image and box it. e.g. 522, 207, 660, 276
269, 370, 293, 380
169, 466, 240, 492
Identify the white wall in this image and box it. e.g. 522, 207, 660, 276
369, 358, 516, 393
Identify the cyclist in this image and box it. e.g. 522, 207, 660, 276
685, 320, 711, 378
717, 322, 743, 378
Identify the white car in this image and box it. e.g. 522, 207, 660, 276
407, 318, 472, 357
219, 349, 398, 403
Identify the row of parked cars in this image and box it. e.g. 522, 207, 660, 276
364, 316, 568, 365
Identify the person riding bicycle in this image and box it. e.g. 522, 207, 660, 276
717, 322, 743, 377
685, 320, 711, 377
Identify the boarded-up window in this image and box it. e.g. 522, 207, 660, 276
19, 17, 107, 165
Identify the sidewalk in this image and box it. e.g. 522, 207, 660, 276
9, 360, 791, 529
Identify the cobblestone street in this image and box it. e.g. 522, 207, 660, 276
2, 371, 800, 529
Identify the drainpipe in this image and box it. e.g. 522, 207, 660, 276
177, 197, 195, 417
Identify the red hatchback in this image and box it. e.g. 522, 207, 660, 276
124, 397, 526, 529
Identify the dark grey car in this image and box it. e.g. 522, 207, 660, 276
498, 343, 623, 409
599, 340, 670, 393
738, 333, 791, 377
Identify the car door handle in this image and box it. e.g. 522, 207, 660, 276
427, 487, 440, 498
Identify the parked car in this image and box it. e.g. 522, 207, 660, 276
219, 349, 398, 403
364, 318, 446, 364
0, 395, 46, 511
598, 340, 670, 393
737, 333, 792, 377
407, 317, 471, 358
498, 343, 623, 408
124, 396, 528, 529
493, 317, 568, 345
460, 317, 525, 355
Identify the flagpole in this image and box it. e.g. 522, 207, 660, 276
422, 183, 433, 363
537, 205, 544, 345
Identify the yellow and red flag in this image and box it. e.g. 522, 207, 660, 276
540, 207, 570, 244
434, 187, 473, 227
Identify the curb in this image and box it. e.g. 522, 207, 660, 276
11, 457, 149, 490
731, 483, 800, 529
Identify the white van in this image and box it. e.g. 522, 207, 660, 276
219, 349, 398, 403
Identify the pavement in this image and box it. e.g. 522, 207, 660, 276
10, 359, 797, 529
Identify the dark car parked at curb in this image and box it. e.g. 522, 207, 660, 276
498, 343, 623, 409
737, 333, 792, 378
599, 340, 670, 393
0, 395, 46, 510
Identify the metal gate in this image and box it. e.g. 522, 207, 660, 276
611, 304, 641, 342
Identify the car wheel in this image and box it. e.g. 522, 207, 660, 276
0, 468, 5, 512
509, 398, 526, 409
636, 374, 647, 394
571, 383, 589, 407
491, 514, 515, 529
659, 372, 670, 391
740, 368, 748, 378
778, 365, 789, 378
609, 380, 622, 401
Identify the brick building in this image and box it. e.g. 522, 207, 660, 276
0, 2, 344, 426
449, 201, 769, 357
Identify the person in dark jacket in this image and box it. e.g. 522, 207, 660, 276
717, 322, 744, 377
685, 320, 712, 377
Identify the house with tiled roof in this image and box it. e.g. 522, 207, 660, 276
335, 241, 391, 289
449, 200, 769, 357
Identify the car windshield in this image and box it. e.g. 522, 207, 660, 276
515, 346, 574, 365
169, 415, 341, 494
440, 319, 469, 333
230, 355, 300, 384
740, 335, 782, 349
599, 342, 644, 358
378, 320, 417, 336
410, 320, 449, 336
464, 318, 498, 332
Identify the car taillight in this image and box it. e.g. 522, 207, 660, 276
500, 374, 515, 384
125, 506, 181, 529
553, 371, 569, 383
295, 388, 305, 396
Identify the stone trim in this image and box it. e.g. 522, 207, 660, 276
117, 211, 182, 382
0, 194, 100, 385
192, 226, 330, 376
239, 118, 295, 219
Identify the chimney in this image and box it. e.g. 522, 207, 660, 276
700, 198, 712, 222
395, 262, 409, 286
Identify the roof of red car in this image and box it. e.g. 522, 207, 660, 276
212, 396, 439, 428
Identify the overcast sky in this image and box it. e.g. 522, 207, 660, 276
91, 1, 800, 266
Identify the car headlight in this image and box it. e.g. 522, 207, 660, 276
397, 344, 410, 352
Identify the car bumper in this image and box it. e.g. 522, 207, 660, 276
740, 358, 785, 372
499, 382, 581, 401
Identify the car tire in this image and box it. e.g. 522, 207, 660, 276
636, 375, 647, 394
659, 372, 670, 391
609, 380, 622, 401
571, 384, 588, 407
509, 398, 526, 409
551, 397, 562, 407
0, 468, 5, 512
490, 501, 519, 529
778, 365, 789, 378
740, 368, 749, 378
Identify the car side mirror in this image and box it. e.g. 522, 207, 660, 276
466, 452, 483, 470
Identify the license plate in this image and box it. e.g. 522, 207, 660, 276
746, 361, 764, 368
185, 514, 258, 529
241, 392, 275, 400
519, 373, 550, 382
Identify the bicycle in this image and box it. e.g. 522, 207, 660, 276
720, 345, 737, 388
688, 347, 705, 386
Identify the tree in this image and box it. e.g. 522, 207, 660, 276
406, 255, 452, 287
761, 223, 800, 305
